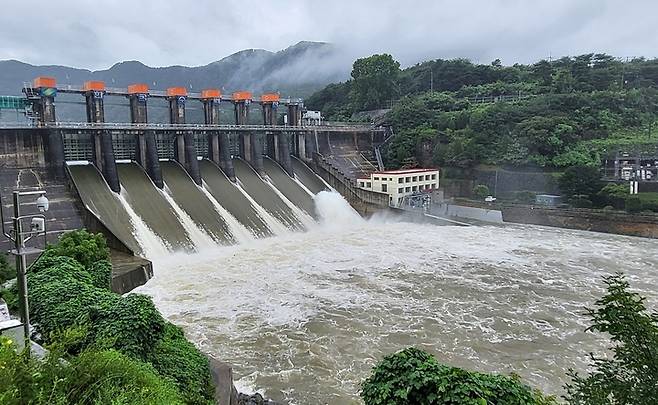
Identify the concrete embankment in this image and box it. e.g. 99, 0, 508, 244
501, 205, 658, 238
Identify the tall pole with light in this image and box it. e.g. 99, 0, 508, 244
1, 190, 49, 355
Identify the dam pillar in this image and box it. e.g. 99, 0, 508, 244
30, 76, 57, 125
30, 77, 65, 178
287, 102, 306, 160
128, 84, 163, 188
262, 94, 293, 176
84, 81, 120, 192
84, 81, 106, 123
168, 87, 201, 185
233, 91, 264, 174
202, 89, 235, 181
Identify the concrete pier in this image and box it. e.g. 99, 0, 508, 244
168, 87, 201, 185
202, 89, 235, 181
262, 93, 293, 176
84, 81, 120, 192
233, 92, 264, 174
129, 84, 163, 188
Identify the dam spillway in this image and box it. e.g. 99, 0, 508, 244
68, 156, 327, 257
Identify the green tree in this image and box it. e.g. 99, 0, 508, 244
565, 273, 658, 404
558, 165, 603, 200
473, 184, 490, 200
350, 54, 401, 110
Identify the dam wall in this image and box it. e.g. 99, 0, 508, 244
501, 205, 658, 238
310, 153, 388, 215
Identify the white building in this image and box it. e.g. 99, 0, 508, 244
357, 168, 440, 207
302, 110, 322, 125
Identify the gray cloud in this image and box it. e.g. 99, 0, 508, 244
0, 0, 656, 70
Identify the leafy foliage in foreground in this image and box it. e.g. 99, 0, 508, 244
4, 230, 216, 404
565, 273, 658, 404
45, 229, 110, 269
0, 253, 15, 284
361, 347, 556, 404
0, 336, 183, 405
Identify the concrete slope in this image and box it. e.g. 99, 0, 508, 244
232, 158, 305, 231
263, 157, 315, 218
117, 163, 193, 252
161, 161, 234, 245
199, 160, 273, 238
291, 157, 329, 195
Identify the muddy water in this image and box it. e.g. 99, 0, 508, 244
136, 192, 658, 404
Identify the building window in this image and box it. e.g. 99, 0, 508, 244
431, 174, 437, 180
398, 178, 403, 183
412, 186, 417, 191
374, 177, 379, 181
382, 184, 388, 192
425, 175, 430, 180
359, 182, 364, 187
405, 177, 411, 183
366, 182, 371, 188
412, 176, 417, 182
398, 188, 403, 193
405, 187, 411, 192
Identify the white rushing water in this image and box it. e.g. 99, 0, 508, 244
133, 191, 658, 404
160, 183, 218, 251
116, 190, 170, 258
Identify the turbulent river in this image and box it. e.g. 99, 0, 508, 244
135, 192, 658, 404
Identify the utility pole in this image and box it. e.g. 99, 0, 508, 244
1, 190, 49, 356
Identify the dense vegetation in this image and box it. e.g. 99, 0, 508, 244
0, 230, 215, 404
307, 54, 658, 170
361, 274, 658, 404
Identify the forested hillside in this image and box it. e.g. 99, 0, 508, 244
306, 54, 658, 169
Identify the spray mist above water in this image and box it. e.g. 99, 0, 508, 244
313, 190, 364, 226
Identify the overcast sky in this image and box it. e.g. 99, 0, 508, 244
1, 0, 656, 70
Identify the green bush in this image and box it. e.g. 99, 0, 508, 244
565, 273, 658, 404
0, 253, 15, 284
624, 196, 642, 213
90, 294, 166, 360
513, 190, 537, 204
46, 229, 110, 269
0, 336, 183, 405
473, 184, 490, 200
88, 259, 112, 290
598, 183, 628, 209
361, 347, 556, 404
570, 195, 593, 208
641, 200, 658, 213
11, 231, 215, 404
149, 323, 216, 405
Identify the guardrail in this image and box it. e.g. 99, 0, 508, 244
0, 121, 385, 133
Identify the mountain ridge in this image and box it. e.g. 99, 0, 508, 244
0, 41, 348, 98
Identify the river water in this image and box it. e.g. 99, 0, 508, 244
135, 192, 658, 404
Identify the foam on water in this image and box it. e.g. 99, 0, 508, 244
134, 195, 658, 403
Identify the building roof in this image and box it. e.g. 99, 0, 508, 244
357, 168, 439, 181
373, 168, 438, 175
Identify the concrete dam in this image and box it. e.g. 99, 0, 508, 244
0, 77, 385, 290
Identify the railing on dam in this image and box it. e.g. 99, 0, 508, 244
0, 122, 384, 133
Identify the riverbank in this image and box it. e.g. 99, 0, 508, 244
443, 198, 658, 238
